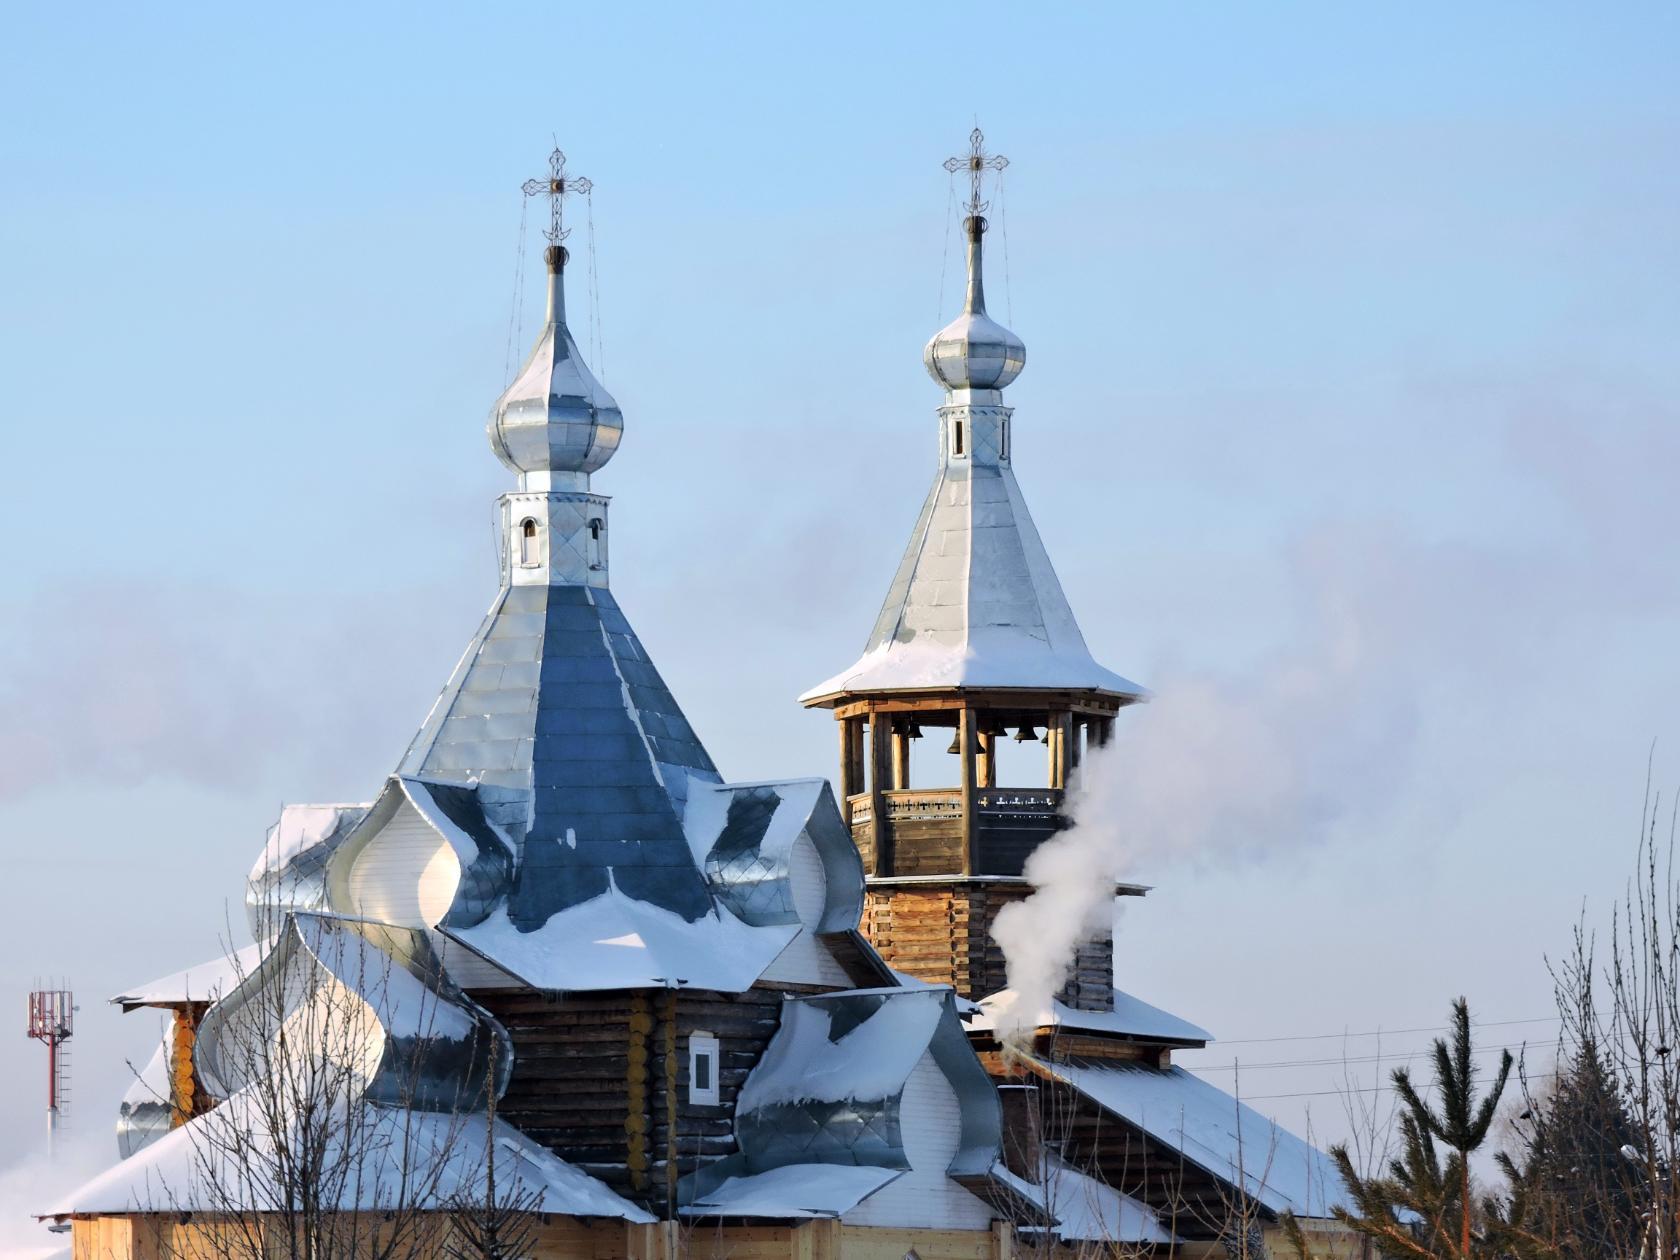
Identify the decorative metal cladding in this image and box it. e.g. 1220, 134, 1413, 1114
245, 804, 369, 939
500, 491, 611, 589
738, 1096, 906, 1171
800, 781, 867, 933
194, 913, 512, 1116
691, 780, 866, 933
321, 778, 515, 932
683, 988, 1002, 1205
704, 787, 795, 926
412, 780, 517, 930
115, 1030, 174, 1159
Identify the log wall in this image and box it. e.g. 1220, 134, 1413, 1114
469, 985, 785, 1210
861, 882, 1028, 1000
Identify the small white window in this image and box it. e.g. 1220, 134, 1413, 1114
1000, 417, 1010, 461
586, 517, 604, 571
952, 419, 965, 457
517, 517, 540, 567
689, 1031, 720, 1106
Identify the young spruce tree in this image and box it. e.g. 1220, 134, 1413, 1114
1327, 998, 1546, 1260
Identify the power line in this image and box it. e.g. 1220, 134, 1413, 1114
1204, 1016, 1559, 1047
1184, 1037, 1550, 1075
1239, 1073, 1557, 1103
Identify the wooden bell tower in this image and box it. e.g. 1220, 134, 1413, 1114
804, 686, 1136, 1005
801, 128, 1148, 1009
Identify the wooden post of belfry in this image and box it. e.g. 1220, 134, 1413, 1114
1049, 710, 1072, 789
959, 704, 977, 875
890, 724, 910, 789
976, 728, 994, 789
836, 718, 855, 823
1068, 716, 1083, 774
869, 708, 890, 876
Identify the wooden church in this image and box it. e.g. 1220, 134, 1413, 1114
49, 138, 1356, 1260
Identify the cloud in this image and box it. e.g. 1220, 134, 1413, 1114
993, 521, 1428, 1040
0, 1129, 108, 1258
0, 582, 456, 804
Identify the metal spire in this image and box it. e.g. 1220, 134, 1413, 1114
521, 146, 593, 245
943, 127, 1008, 217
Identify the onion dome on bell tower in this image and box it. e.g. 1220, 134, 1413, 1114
922, 216, 1025, 392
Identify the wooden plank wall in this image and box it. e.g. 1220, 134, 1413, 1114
882, 813, 965, 875
75, 1212, 1356, 1260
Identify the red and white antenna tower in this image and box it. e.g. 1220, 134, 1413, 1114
27, 985, 74, 1156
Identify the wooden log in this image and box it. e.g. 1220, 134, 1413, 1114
959, 706, 976, 876
869, 708, 890, 875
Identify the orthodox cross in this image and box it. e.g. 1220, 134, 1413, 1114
943, 127, 1008, 217
522, 146, 593, 244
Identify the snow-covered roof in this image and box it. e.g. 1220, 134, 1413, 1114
1043, 1059, 1350, 1219
800, 217, 1145, 706
970, 988, 1212, 1045
425, 776, 869, 993
246, 802, 369, 937
682, 1166, 904, 1220
112, 942, 268, 1011
990, 1155, 1176, 1245
249, 802, 368, 883
740, 988, 944, 1112
48, 1089, 650, 1222
443, 890, 799, 992
194, 913, 508, 1114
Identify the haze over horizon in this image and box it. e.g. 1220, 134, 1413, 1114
2, 2, 1678, 1222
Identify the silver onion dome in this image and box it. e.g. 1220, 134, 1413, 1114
924, 215, 1025, 392
489, 245, 623, 479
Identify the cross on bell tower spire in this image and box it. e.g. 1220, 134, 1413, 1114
522, 146, 593, 245
943, 127, 1008, 218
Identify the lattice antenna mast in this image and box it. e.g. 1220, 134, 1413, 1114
521, 146, 593, 246
943, 126, 1009, 220
27, 986, 75, 1158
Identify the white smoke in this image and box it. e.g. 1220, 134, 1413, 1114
991, 527, 1422, 1044
0, 1130, 109, 1259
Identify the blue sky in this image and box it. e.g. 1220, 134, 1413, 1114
2, 1, 1679, 1216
